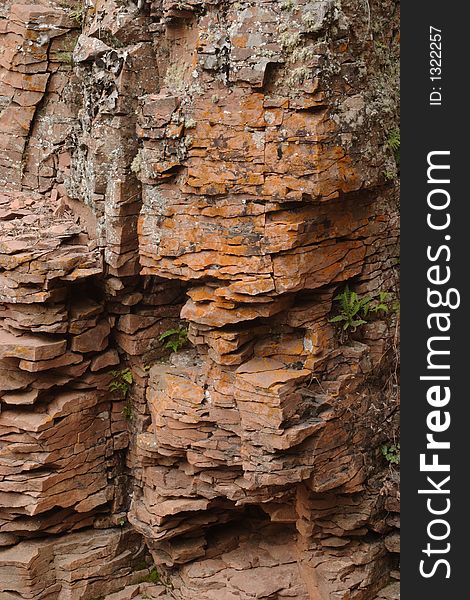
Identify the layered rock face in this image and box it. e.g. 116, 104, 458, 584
0, 1, 400, 599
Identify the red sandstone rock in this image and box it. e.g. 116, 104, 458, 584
73, 34, 112, 63
0, 0, 399, 598
71, 319, 111, 353
0, 330, 66, 361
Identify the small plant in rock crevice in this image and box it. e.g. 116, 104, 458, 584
159, 326, 189, 353
109, 368, 134, 420
381, 442, 400, 466
329, 286, 393, 334
143, 565, 175, 592
146, 567, 160, 584
362, 291, 390, 317
387, 127, 400, 167
109, 367, 133, 397
391, 299, 400, 315
70, 7, 84, 26
329, 285, 370, 332
60, 1, 85, 26
383, 169, 396, 181
137, 565, 162, 585
121, 401, 134, 421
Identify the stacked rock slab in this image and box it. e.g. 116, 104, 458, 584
130, 0, 400, 598
0, 190, 166, 598
0, 1, 400, 599
0, 2, 81, 193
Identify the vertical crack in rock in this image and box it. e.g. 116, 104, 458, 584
0, 1, 400, 599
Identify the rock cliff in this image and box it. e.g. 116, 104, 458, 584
0, 1, 400, 599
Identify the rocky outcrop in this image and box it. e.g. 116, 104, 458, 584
0, 1, 400, 599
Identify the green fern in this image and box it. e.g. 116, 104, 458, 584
387, 128, 400, 167
109, 368, 133, 397
365, 291, 391, 316
329, 285, 371, 332
381, 443, 400, 465
121, 401, 134, 421
159, 326, 188, 353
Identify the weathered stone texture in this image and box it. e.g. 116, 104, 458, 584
1, 0, 400, 598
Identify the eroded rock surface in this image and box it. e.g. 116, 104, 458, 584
0, 0, 400, 598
